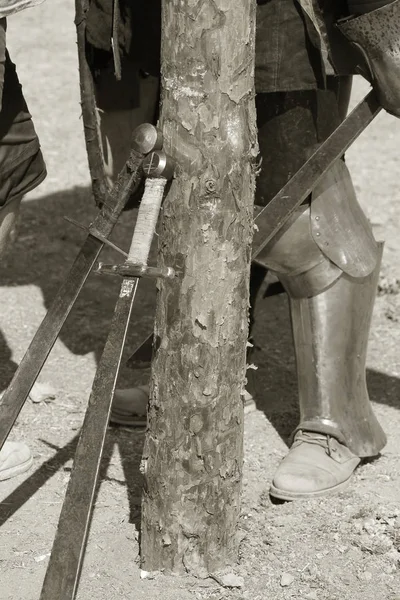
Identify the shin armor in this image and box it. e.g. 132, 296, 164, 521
290, 245, 386, 457
256, 159, 386, 456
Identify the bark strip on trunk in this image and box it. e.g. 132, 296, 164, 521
141, 0, 258, 576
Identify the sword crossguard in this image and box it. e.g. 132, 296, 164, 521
142, 150, 175, 180
96, 262, 176, 280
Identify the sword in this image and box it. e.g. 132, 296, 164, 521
0, 124, 162, 451
123, 89, 382, 369
39, 151, 175, 600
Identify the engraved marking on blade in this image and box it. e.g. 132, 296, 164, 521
120, 279, 135, 297
144, 153, 157, 176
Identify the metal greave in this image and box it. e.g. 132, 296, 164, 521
289, 243, 386, 457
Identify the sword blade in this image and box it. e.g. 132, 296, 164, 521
252, 90, 381, 259
40, 277, 139, 600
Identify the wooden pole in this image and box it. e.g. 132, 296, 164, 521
75, 0, 110, 208
141, 0, 258, 576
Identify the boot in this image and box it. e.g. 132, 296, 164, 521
337, 0, 400, 117
270, 245, 386, 500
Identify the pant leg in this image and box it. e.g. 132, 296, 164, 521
255, 76, 352, 208
0, 51, 46, 254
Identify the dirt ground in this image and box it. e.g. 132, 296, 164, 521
1, 2, 400, 599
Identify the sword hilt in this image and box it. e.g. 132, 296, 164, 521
94, 123, 163, 228
131, 123, 163, 156
127, 150, 175, 266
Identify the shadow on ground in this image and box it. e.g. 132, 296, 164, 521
0, 187, 154, 532
0, 427, 145, 529
0, 186, 156, 391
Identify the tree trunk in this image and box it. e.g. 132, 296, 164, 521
140, 0, 258, 576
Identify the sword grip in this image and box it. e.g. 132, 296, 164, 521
127, 177, 167, 265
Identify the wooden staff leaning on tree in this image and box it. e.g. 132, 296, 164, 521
86, 0, 400, 500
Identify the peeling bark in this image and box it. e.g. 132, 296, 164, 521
141, 0, 258, 576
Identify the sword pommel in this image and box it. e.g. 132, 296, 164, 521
131, 123, 163, 155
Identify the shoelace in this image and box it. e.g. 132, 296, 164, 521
294, 430, 336, 457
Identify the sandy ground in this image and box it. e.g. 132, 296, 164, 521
1, 1, 400, 599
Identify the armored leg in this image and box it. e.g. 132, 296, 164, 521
258, 188, 385, 498
257, 162, 386, 451
266, 248, 386, 499
289, 245, 386, 457
255, 84, 386, 499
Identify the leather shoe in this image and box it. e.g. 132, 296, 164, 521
270, 430, 360, 501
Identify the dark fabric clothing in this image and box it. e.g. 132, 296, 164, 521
255, 0, 327, 92
86, 0, 359, 94
87, 2, 355, 210
94, 54, 141, 110
255, 76, 352, 206
255, 0, 358, 90
86, 0, 161, 76
347, 0, 393, 15
0, 51, 46, 207
0, 148, 45, 206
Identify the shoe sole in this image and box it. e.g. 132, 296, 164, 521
0, 455, 33, 482
269, 474, 353, 501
